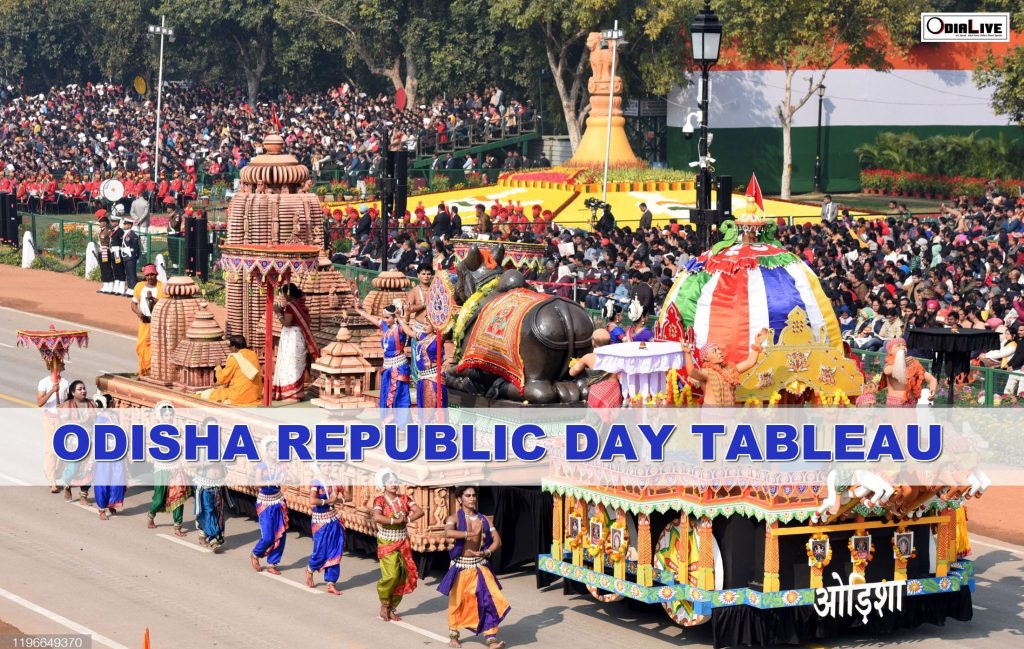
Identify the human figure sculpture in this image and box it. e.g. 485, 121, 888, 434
879, 337, 937, 406
680, 329, 771, 406
586, 32, 621, 95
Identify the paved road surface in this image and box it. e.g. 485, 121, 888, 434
0, 306, 138, 407
0, 307, 1021, 649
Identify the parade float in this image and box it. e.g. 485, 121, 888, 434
92, 133, 463, 553
535, 205, 978, 646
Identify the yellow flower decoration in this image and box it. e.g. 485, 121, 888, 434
606, 518, 629, 562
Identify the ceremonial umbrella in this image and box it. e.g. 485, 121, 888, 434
218, 244, 321, 406
16, 325, 89, 399
426, 272, 457, 406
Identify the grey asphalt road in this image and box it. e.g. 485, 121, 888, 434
0, 306, 138, 408
0, 307, 1021, 649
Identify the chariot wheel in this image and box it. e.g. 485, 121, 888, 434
587, 585, 624, 603
653, 517, 722, 627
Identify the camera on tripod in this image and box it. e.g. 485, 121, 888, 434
583, 197, 608, 211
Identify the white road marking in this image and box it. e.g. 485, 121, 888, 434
258, 570, 324, 594
71, 501, 101, 515
971, 538, 1024, 559
0, 472, 31, 486
156, 532, 212, 553
0, 585, 134, 649
389, 619, 452, 643
0, 342, 14, 348
973, 604, 988, 611
0, 306, 136, 341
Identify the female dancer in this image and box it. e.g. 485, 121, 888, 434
372, 470, 424, 621
306, 466, 346, 595
251, 439, 289, 574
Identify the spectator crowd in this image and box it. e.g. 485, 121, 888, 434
334, 183, 1024, 401
0, 81, 536, 212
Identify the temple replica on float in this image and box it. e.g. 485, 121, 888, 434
94, 133, 461, 553
83, 123, 980, 644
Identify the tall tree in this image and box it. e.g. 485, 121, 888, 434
159, 0, 278, 104
491, 0, 688, 151
973, 5, 1024, 126
285, 0, 423, 105
715, 0, 926, 198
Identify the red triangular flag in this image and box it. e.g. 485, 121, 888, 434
746, 173, 765, 214
270, 104, 282, 132
661, 303, 684, 342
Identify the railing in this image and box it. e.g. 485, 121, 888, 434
18, 213, 224, 273
332, 263, 381, 298
850, 348, 1020, 406
410, 116, 539, 160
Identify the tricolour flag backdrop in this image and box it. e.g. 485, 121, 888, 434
666, 32, 1024, 194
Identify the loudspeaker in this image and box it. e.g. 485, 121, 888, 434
388, 149, 409, 219
194, 216, 209, 281
0, 193, 8, 243
184, 215, 197, 276
0, 193, 14, 244
715, 176, 732, 224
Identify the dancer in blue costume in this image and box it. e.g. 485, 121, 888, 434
91, 395, 126, 520
439, 486, 509, 649
306, 466, 347, 595
356, 304, 411, 408
194, 461, 227, 552
251, 439, 289, 574
398, 311, 447, 408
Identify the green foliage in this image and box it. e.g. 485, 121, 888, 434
429, 173, 450, 193
975, 46, 1024, 126
194, 278, 226, 306
855, 131, 1024, 177
0, 244, 20, 266
575, 167, 695, 183
490, 0, 689, 147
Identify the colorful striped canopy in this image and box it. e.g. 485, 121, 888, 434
660, 243, 842, 365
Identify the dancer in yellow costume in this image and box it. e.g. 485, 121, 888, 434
200, 335, 263, 406
131, 264, 164, 377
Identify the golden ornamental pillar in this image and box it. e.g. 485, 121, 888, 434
551, 493, 563, 559
696, 517, 714, 590
763, 522, 780, 592
675, 516, 691, 587
565, 32, 639, 168
637, 513, 653, 587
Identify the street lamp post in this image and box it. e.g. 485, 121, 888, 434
690, 0, 722, 250
147, 17, 175, 185
813, 84, 826, 194
600, 22, 626, 204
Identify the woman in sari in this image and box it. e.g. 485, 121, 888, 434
59, 380, 94, 504
355, 304, 411, 408
398, 313, 447, 408
372, 470, 424, 621
251, 439, 289, 574
306, 467, 346, 595
272, 283, 319, 403
91, 395, 126, 520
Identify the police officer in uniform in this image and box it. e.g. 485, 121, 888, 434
109, 210, 126, 296
120, 218, 141, 294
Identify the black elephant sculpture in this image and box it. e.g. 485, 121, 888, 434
444, 244, 595, 404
